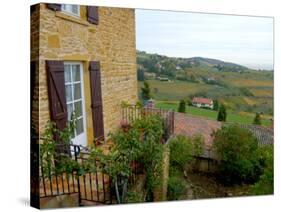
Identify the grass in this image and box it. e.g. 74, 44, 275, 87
156, 101, 272, 126
138, 79, 273, 115
138, 80, 215, 101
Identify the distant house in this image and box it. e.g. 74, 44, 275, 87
144, 72, 156, 79
176, 65, 182, 70
192, 97, 214, 109
157, 77, 170, 82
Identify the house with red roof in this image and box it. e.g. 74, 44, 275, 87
192, 97, 214, 109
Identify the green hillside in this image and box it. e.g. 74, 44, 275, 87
137, 50, 273, 125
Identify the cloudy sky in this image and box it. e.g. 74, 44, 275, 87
136, 9, 274, 70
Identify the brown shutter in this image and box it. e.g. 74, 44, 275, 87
47, 3, 61, 11
87, 6, 99, 25
89, 61, 105, 143
46, 60, 67, 131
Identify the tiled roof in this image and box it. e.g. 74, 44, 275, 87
192, 97, 213, 105
173, 112, 274, 158
174, 112, 221, 149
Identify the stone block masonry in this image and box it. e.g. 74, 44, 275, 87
32, 4, 138, 145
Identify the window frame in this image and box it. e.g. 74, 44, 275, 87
61, 4, 80, 17
64, 62, 87, 139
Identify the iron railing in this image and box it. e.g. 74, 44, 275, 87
122, 105, 175, 142
39, 143, 112, 206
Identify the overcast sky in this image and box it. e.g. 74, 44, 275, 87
136, 9, 274, 70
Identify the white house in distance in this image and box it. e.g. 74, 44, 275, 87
192, 97, 214, 109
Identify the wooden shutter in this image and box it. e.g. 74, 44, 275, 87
87, 6, 99, 25
47, 3, 61, 11
46, 60, 67, 131
89, 61, 104, 142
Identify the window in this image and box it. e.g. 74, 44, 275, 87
64, 62, 87, 146
61, 4, 80, 17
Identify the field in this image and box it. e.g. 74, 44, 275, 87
137, 51, 273, 126
138, 78, 273, 115
155, 101, 272, 126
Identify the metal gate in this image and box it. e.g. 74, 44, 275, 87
39, 144, 112, 206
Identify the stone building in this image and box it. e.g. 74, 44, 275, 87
31, 3, 138, 146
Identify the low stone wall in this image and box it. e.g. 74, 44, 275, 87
40, 193, 79, 209
185, 157, 218, 173
153, 144, 170, 201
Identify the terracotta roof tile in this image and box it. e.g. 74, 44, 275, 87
174, 112, 222, 149
192, 97, 213, 105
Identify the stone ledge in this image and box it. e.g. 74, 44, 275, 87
55, 12, 90, 27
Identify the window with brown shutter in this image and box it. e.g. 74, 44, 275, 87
46, 60, 67, 131
87, 6, 99, 25
89, 61, 105, 143
47, 3, 61, 11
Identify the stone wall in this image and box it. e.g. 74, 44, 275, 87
153, 144, 170, 201
33, 4, 138, 145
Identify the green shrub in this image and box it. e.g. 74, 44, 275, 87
133, 114, 164, 143
253, 113, 262, 125
126, 191, 144, 203
217, 104, 227, 121
213, 99, 219, 111
178, 100, 186, 113
169, 135, 204, 171
251, 145, 273, 195
141, 81, 152, 101
167, 176, 186, 200
192, 135, 204, 157
169, 135, 193, 171
213, 124, 263, 185
133, 114, 165, 201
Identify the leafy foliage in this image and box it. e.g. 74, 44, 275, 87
253, 113, 262, 125
169, 135, 193, 171
141, 81, 152, 101
178, 99, 186, 113
167, 135, 204, 200
40, 119, 78, 176
213, 99, 219, 111
217, 104, 227, 122
213, 124, 263, 185
93, 114, 166, 203
167, 176, 186, 200
251, 145, 273, 195
109, 127, 143, 180
126, 190, 144, 203
169, 135, 204, 171
133, 114, 165, 201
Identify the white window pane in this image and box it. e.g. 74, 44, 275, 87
76, 118, 84, 135
62, 4, 79, 16
67, 104, 73, 121
74, 83, 82, 100
64, 66, 71, 83
74, 101, 82, 117
71, 5, 79, 14
65, 85, 72, 102
66, 4, 72, 11
72, 65, 81, 82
